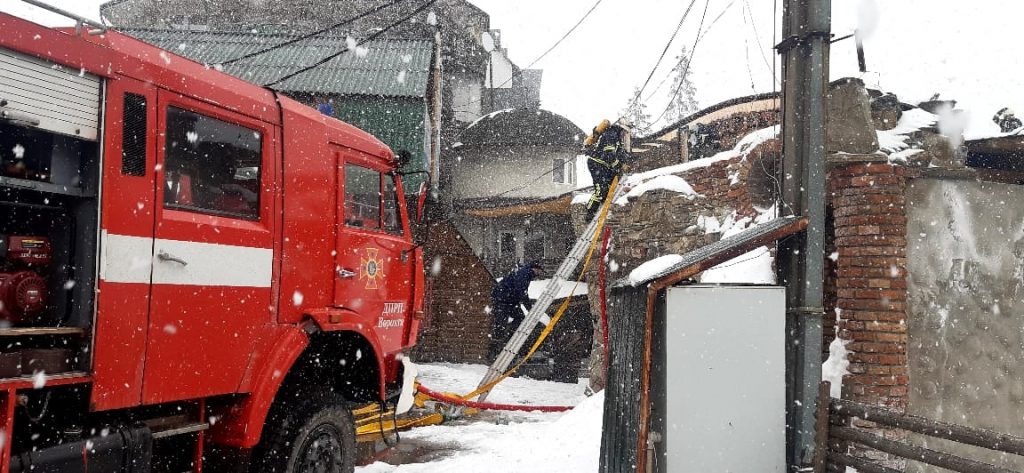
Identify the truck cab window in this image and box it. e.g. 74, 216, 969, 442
344, 164, 381, 230
383, 175, 403, 235
163, 106, 261, 220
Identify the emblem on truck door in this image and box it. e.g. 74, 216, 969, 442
360, 248, 385, 289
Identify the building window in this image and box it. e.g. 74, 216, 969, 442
524, 233, 546, 261
552, 157, 573, 185
499, 232, 516, 258
163, 106, 262, 220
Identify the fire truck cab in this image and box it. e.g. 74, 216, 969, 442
0, 9, 423, 473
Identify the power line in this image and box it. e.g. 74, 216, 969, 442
619, 0, 701, 118
450, 0, 605, 113
648, 0, 711, 127
263, 0, 438, 87
742, 0, 777, 83
219, 0, 410, 66
641, 0, 736, 104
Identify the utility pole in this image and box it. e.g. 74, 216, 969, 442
776, 0, 830, 470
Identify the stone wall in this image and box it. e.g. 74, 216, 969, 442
574, 138, 782, 390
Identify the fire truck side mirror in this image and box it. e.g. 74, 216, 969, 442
396, 149, 413, 168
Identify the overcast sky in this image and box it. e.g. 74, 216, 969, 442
6, 0, 1022, 136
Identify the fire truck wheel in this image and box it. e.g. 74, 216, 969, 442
254, 390, 356, 473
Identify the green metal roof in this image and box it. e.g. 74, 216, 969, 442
119, 28, 433, 98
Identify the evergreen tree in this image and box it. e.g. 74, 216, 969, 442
665, 46, 699, 124
620, 87, 653, 137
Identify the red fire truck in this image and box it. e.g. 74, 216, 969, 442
0, 8, 424, 473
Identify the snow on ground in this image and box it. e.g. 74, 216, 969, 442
528, 278, 588, 300
358, 363, 598, 473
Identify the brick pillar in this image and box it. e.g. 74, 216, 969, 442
828, 162, 909, 468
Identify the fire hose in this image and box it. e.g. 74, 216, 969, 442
415, 384, 572, 412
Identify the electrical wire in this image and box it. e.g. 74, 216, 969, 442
218, 0, 409, 66
742, 0, 776, 80
618, 0, 702, 119
647, 0, 711, 128
450, 0, 605, 113
640, 0, 736, 105
263, 0, 438, 87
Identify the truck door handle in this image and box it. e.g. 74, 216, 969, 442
336, 267, 357, 279
157, 250, 188, 266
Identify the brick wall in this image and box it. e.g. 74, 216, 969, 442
827, 161, 909, 469
414, 220, 494, 363
828, 162, 909, 412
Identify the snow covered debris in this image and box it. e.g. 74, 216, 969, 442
877, 108, 939, 153
822, 337, 851, 398
888, 148, 924, 164
876, 129, 909, 153
628, 254, 684, 286
622, 125, 778, 189
615, 175, 699, 206
357, 363, 598, 473
571, 193, 592, 205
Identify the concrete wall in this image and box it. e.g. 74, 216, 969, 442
448, 145, 578, 200
905, 177, 1024, 472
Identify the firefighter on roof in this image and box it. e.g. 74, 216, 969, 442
583, 119, 630, 221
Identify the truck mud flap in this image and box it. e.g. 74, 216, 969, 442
10, 425, 153, 473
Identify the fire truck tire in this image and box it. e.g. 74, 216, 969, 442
253, 390, 356, 473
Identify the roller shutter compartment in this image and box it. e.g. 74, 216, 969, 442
0, 47, 101, 141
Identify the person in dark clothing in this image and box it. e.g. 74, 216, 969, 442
994, 107, 1023, 133
584, 119, 630, 222
488, 261, 544, 363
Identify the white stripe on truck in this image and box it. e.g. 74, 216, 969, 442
101, 231, 273, 287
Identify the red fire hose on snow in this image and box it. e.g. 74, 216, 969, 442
415, 384, 573, 413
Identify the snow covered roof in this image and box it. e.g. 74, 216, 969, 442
118, 28, 433, 98
619, 215, 806, 288
641, 92, 780, 141
457, 108, 584, 147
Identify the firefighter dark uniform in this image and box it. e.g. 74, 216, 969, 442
584, 120, 628, 222
488, 262, 544, 363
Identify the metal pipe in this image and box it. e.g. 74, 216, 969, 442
19, 0, 107, 34
833, 427, 1017, 473
778, 0, 830, 468
832, 399, 1024, 456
